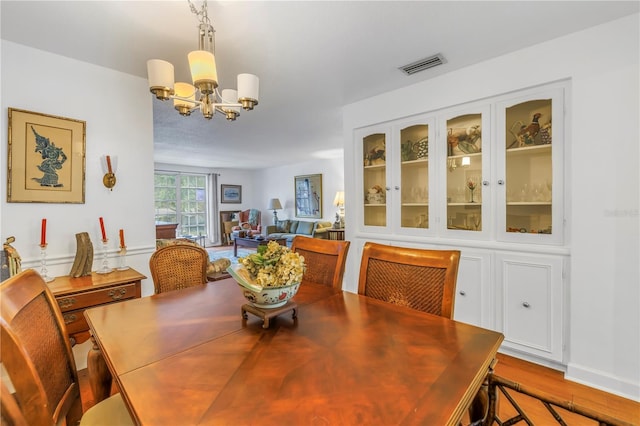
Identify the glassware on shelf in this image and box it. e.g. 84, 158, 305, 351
473, 215, 481, 231
467, 178, 478, 203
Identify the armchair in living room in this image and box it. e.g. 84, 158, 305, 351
231, 209, 262, 238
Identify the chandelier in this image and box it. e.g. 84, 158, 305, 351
146, 0, 259, 121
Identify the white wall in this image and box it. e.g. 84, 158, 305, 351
1, 41, 157, 295
343, 15, 639, 400
255, 157, 345, 229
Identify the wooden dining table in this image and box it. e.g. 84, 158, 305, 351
84, 278, 503, 425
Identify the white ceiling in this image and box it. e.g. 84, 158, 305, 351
2, 1, 638, 169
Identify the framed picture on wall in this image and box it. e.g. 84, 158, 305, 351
294, 174, 322, 219
7, 108, 86, 203
221, 184, 242, 203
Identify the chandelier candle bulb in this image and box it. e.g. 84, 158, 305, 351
40, 218, 47, 246
99, 217, 107, 241
188, 50, 218, 92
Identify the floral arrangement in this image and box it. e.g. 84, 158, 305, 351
466, 179, 477, 191
237, 240, 306, 288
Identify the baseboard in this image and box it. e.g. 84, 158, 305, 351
566, 362, 640, 402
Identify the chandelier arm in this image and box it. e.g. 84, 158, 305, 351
170, 95, 202, 106
169, 94, 242, 110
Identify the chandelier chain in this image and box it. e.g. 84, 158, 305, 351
188, 0, 211, 27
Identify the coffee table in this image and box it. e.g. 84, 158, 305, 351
233, 237, 286, 256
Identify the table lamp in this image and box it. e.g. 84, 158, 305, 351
267, 198, 282, 224
333, 191, 345, 228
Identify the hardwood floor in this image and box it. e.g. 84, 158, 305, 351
491, 354, 639, 425
78, 353, 639, 424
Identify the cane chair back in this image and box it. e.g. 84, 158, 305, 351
0, 269, 133, 425
357, 242, 460, 319
150, 244, 209, 294
291, 236, 350, 289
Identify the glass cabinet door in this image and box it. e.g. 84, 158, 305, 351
505, 99, 552, 234
445, 113, 484, 234
399, 123, 430, 232
362, 132, 387, 227
497, 85, 563, 244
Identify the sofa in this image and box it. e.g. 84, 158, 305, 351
266, 219, 333, 245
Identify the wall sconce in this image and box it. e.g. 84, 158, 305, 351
267, 198, 282, 224
101, 155, 117, 190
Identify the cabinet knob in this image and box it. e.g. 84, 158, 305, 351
522, 302, 531, 308
394, 186, 400, 190
482, 180, 489, 186
497, 179, 505, 185
385, 187, 390, 191
459, 291, 466, 296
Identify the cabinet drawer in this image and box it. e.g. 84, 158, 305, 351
56, 283, 137, 312
61, 308, 89, 335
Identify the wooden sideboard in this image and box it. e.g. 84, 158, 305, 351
48, 268, 146, 345
155, 223, 178, 239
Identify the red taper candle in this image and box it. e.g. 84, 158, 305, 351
40, 218, 47, 246
119, 229, 125, 248
99, 217, 107, 241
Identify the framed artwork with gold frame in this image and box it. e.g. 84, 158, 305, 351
7, 108, 86, 203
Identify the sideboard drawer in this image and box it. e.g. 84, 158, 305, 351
49, 268, 146, 345
62, 308, 88, 335
56, 283, 137, 312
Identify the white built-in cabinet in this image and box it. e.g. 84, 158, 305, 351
351, 81, 569, 367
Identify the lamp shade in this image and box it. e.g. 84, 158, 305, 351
173, 82, 197, 108
237, 73, 259, 107
188, 50, 218, 91
267, 198, 282, 210
147, 59, 175, 99
333, 191, 345, 207
221, 89, 241, 114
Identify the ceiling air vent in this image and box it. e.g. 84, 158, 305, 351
399, 54, 446, 75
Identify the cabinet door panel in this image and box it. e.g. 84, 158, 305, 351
439, 104, 491, 240
357, 125, 391, 233
496, 86, 564, 244
394, 116, 435, 236
454, 251, 491, 328
497, 254, 563, 362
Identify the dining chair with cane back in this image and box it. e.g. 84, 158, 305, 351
291, 236, 351, 289
149, 244, 209, 294
1, 379, 28, 426
0, 269, 134, 425
357, 242, 461, 319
